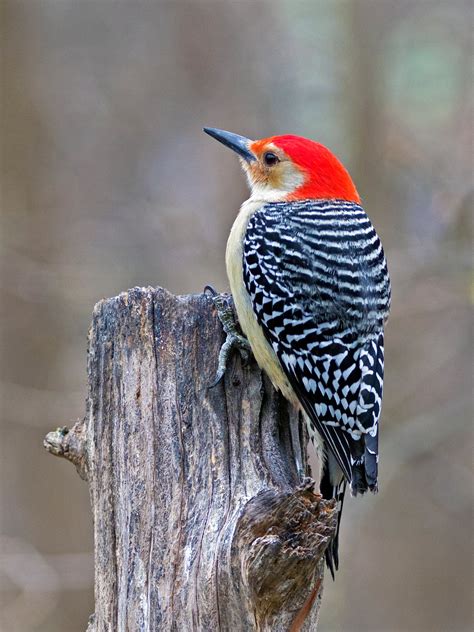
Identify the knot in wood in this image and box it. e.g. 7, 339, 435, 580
234, 486, 337, 629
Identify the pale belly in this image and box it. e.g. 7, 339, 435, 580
225, 198, 298, 408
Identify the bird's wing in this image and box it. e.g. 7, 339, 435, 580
243, 199, 389, 491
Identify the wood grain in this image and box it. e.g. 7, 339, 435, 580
45, 286, 336, 631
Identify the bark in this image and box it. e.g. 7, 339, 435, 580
44, 286, 337, 631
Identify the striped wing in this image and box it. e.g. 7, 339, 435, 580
243, 199, 390, 492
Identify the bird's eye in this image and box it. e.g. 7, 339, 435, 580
263, 152, 279, 166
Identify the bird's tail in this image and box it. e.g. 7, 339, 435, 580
350, 429, 379, 495
320, 457, 347, 579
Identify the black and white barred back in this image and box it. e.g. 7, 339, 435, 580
243, 199, 391, 570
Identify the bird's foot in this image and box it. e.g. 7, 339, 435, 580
204, 286, 251, 387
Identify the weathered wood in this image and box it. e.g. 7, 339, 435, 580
44, 286, 336, 631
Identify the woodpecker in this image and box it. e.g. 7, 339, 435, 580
204, 127, 391, 575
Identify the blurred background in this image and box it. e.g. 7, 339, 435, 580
1, 1, 472, 630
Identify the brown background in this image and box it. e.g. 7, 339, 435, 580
1, 1, 472, 631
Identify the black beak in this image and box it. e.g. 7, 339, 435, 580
203, 127, 256, 162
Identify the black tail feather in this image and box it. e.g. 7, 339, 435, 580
364, 430, 379, 492
321, 429, 379, 577
320, 459, 347, 579
350, 431, 379, 495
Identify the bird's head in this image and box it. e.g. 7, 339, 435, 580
204, 127, 360, 204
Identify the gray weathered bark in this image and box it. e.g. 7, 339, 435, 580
44, 286, 336, 631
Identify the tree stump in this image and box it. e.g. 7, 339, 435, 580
44, 286, 337, 631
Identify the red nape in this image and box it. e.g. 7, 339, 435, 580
271, 135, 360, 204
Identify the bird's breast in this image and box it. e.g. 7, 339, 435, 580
225, 199, 298, 407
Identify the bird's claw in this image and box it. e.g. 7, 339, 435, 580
204, 285, 218, 297
209, 332, 249, 388
205, 287, 251, 387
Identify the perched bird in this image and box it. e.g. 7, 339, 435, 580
204, 127, 391, 575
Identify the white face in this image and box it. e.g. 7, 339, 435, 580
240, 142, 305, 202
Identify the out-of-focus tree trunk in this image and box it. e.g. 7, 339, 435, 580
44, 286, 336, 631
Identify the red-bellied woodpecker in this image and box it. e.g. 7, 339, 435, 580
204, 127, 391, 576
